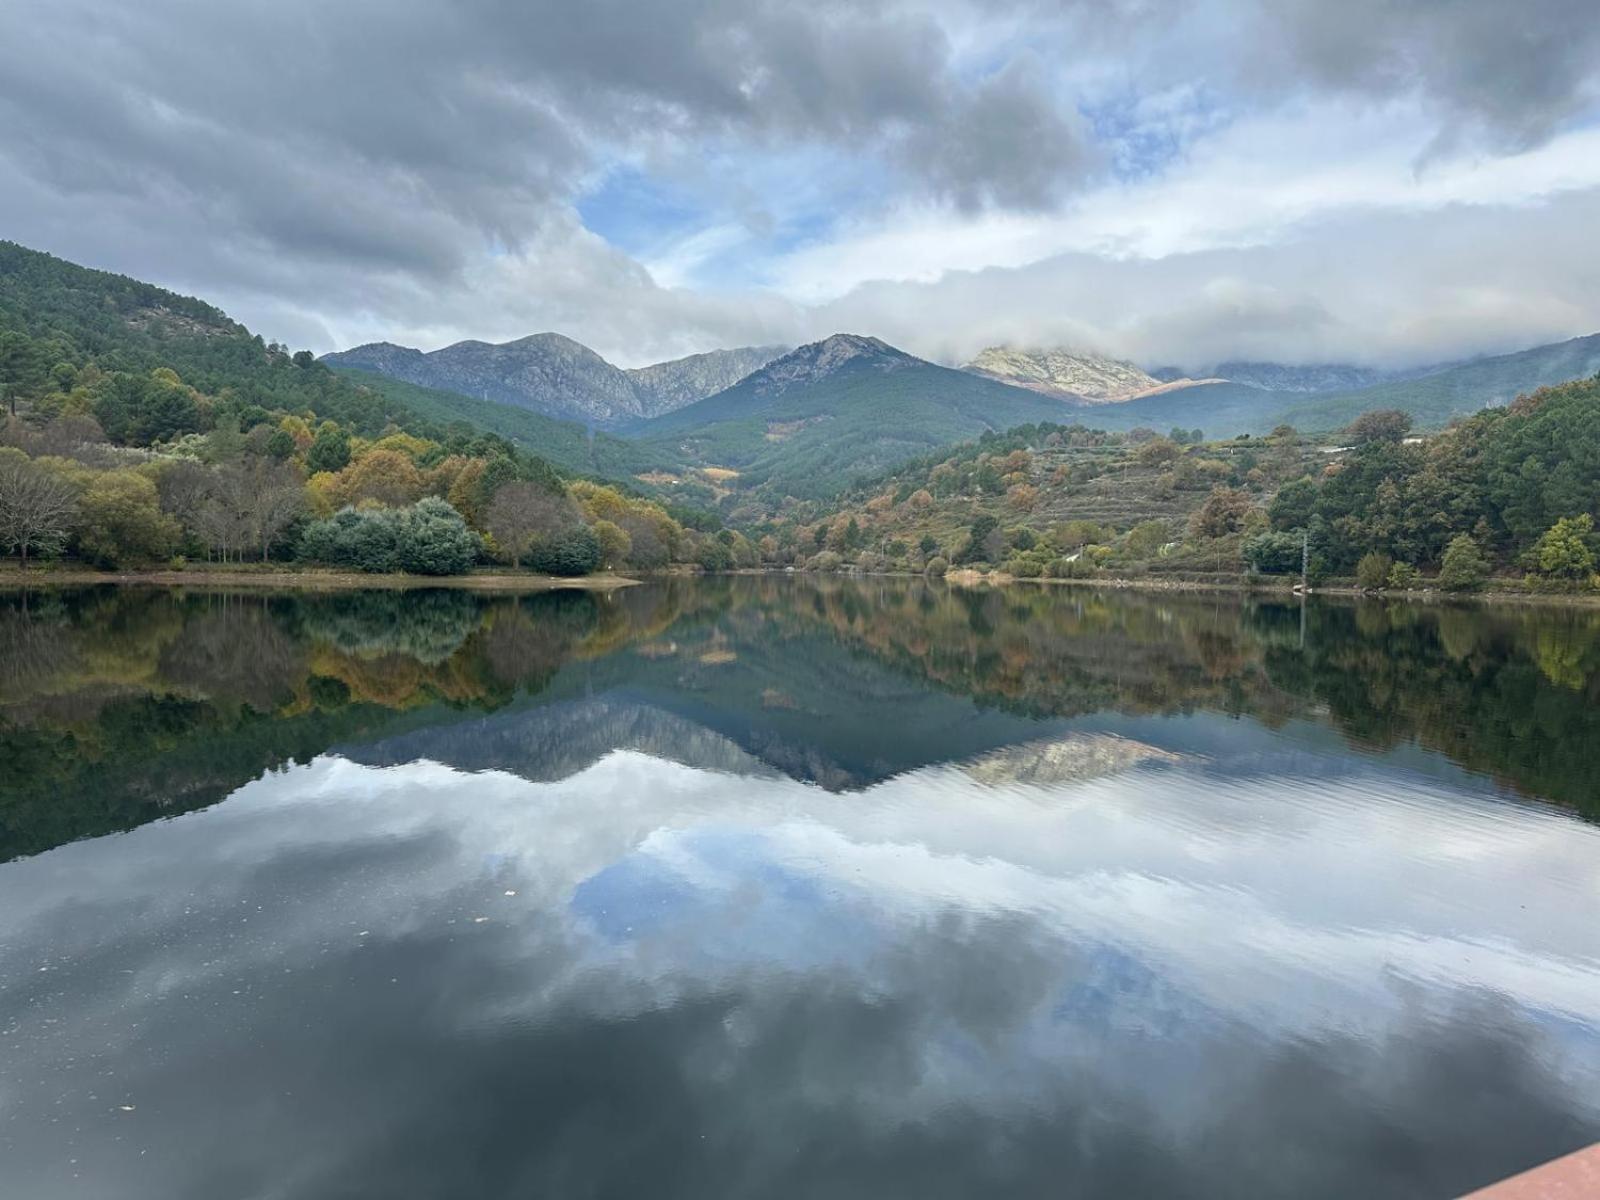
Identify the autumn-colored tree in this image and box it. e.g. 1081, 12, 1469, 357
617, 510, 673, 568
1136, 438, 1181, 467
278, 414, 314, 451
569, 480, 630, 524
336, 448, 423, 509
592, 519, 632, 568
76, 471, 180, 567
367, 431, 435, 461
446, 458, 488, 524
1006, 483, 1039, 512
1188, 487, 1255, 539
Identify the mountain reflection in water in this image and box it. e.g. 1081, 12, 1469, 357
1, 577, 1598, 1199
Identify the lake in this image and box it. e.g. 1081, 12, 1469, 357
2, 577, 1598, 1198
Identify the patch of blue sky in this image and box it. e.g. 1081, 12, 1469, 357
568, 826, 884, 974
577, 143, 895, 290
1085, 84, 1231, 181
576, 163, 704, 260
1052, 942, 1207, 1040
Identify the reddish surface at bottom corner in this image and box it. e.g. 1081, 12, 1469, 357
1461, 1144, 1600, 1199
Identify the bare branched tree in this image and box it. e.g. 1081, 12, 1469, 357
244, 457, 305, 561
485, 482, 578, 565
160, 456, 305, 562
0, 451, 79, 567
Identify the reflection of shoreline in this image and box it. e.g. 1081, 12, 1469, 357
4, 576, 1598, 865
715, 566, 1600, 608
0, 568, 641, 592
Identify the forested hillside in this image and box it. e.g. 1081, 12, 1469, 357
328, 366, 684, 480
1275, 333, 1600, 432
0, 243, 719, 575
734, 379, 1600, 592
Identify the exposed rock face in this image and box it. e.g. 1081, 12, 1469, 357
740, 334, 919, 397
962, 346, 1165, 403
959, 733, 1183, 786
1211, 361, 1392, 393
625, 346, 789, 412
323, 336, 787, 427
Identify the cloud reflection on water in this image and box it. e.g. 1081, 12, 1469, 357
2, 740, 1597, 1199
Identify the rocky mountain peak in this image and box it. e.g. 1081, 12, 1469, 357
743, 334, 917, 397
962, 346, 1164, 403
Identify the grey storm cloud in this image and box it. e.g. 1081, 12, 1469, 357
1252, 0, 1600, 151
1, 0, 1598, 363
0, 0, 1091, 280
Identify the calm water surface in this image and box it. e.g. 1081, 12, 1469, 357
2, 578, 1598, 1198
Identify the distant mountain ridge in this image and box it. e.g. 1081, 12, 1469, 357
1047, 332, 1600, 439
626, 345, 790, 412
1272, 332, 1600, 431
949, 335, 1600, 439
321, 336, 787, 427
1208, 361, 1395, 393
633, 334, 1077, 497
967, 346, 1403, 400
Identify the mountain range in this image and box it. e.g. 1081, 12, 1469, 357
9, 238, 1599, 509
322, 335, 787, 427
329, 321, 1600, 498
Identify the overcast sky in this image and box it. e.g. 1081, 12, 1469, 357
4, 0, 1599, 368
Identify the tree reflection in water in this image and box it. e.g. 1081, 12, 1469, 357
2, 578, 1597, 860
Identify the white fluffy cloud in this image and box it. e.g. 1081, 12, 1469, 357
1, 0, 1597, 367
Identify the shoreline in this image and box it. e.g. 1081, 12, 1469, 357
0, 567, 641, 592
4, 563, 1597, 607
754, 565, 1600, 607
